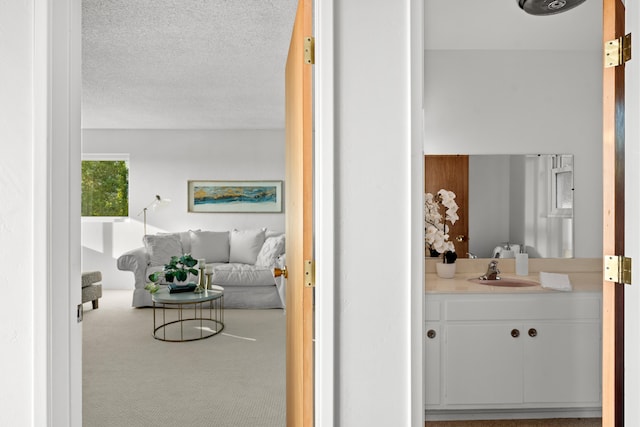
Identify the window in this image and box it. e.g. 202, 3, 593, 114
81, 155, 129, 217
548, 154, 573, 218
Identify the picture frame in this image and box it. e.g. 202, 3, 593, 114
187, 180, 283, 213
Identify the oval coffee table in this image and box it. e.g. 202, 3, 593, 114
151, 287, 224, 342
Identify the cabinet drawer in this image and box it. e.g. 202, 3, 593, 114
445, 295, 600, 321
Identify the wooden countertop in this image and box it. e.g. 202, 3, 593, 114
425, 258, 603, 294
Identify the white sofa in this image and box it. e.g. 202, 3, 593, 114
117, 229, 285, 308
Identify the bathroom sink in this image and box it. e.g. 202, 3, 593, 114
468, 277, 539, 287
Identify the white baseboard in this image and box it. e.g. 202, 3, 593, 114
425, 407, 602, 421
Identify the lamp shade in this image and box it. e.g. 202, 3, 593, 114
150, 194, 171, 210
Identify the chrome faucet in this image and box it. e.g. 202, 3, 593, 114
479, 260, 500, 280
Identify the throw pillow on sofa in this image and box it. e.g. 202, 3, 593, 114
229, 229, 266, 264
189, 230, 230, 263
158, 230, 199, 254
255, 234, 285, 267
143, 234, 183, 266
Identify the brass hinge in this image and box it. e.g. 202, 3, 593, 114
604, 255, 632, 285
604, 33, 632, 68
304, 36, 315, 65
304, 259, 316, 287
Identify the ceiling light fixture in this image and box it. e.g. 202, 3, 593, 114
518, 0, 586, 16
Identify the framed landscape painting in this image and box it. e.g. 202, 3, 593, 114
188, 180, 283, 213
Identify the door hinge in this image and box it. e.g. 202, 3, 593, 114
604, 33, 632, 68
77, 303, 84, 322
304, 36, 315, 65
304, 259, 316, 288
604, 255, 632, 285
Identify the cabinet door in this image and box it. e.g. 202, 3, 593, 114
425, 322, 441, 406
523, 322, 601, 405
444, 323, 523, 405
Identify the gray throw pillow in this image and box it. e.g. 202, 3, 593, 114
229, 229, 267, 264
143, 234, 183, 266
189, 230, 230, 263
158, 230, 199, 254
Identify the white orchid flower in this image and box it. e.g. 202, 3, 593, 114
424, 189, 460, 255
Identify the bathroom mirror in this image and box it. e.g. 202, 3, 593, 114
469, 154, 573, 258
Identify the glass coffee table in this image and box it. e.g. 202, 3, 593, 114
151, 287, 224, 342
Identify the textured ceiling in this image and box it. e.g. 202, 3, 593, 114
82, 0, 298, 130
82, 0, 601, 130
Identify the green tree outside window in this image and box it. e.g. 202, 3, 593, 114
82, 160, 129, 217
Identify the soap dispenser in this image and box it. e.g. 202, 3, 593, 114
515, 245, 529, 276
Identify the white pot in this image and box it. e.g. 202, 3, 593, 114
436, 262, 456, 279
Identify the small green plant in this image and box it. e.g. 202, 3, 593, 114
144, 283, 160, 294
148, 254, 199, 284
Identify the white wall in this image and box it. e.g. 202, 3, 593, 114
4, 2, 82, 425
424, 49, 602, 258
331, 0, 423, 424
81, 129, 285, 289
0, 2, 35, 425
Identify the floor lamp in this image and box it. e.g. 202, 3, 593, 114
137, 195, 171, 235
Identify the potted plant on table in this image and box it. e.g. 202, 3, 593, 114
145, 254, 199, 293
425, 189, 459, 278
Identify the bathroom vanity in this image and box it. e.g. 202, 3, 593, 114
424, 258, 602, 421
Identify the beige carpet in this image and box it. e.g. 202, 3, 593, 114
83, 290, 285, 427
86, 292, 601, 427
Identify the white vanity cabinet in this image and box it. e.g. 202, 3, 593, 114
425, 291, 602, 418
424, 300, 441, 406
522, 321, 600, 404
445, 322, 523, 405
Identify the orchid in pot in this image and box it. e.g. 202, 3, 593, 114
425, 189, 459, 277
425, 189, 459, 258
